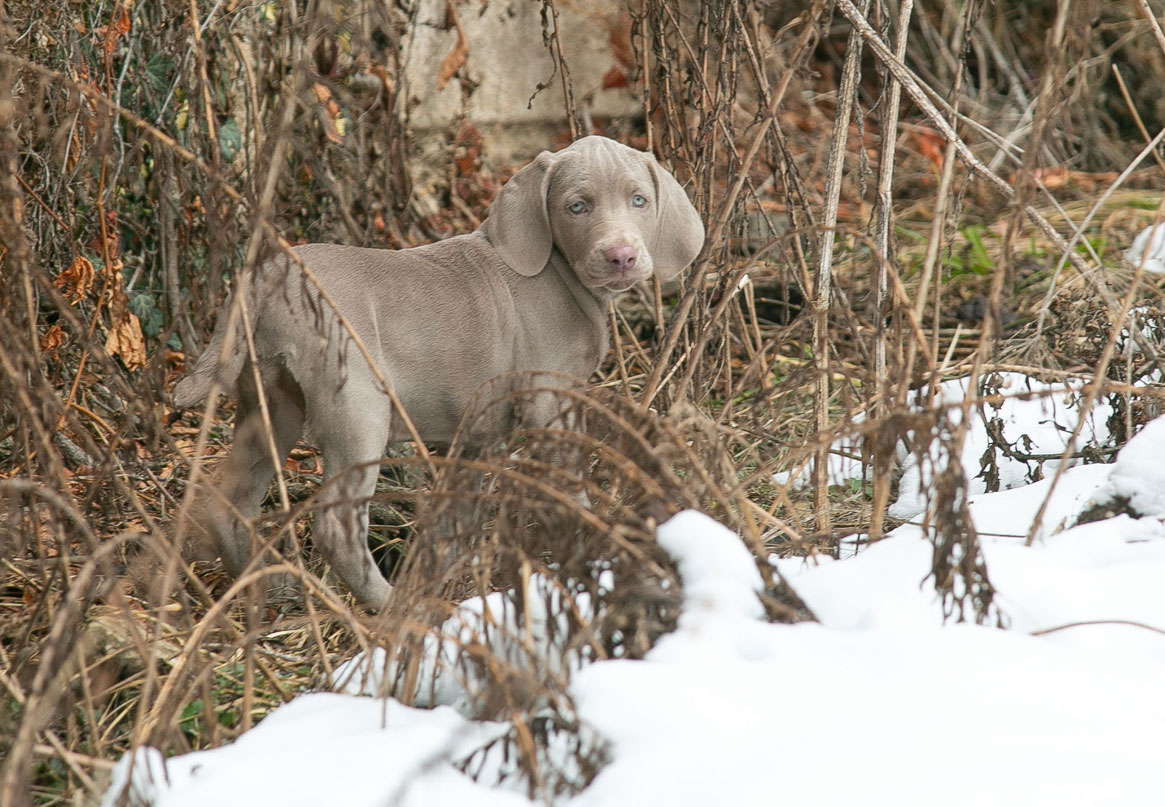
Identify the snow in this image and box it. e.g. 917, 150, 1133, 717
103, 398, 1165, 807
334, 572, 598, 711
772, 373, 1114, 522
1125, 222, 1165, 274
889, 373, 1113, 520
572, 624, 1163, 806
102, 695, 524, 807
656, 508, 764, 624
1107, 413, 1165, 516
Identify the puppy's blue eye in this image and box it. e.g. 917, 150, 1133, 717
631, 194, 647, 208
568, 201, 587, 214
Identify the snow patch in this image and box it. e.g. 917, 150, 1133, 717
1108, 414, 1165, 516
103, 477, 1165, 807
772, 373, 1114, 522
1125, 222, 1165, 274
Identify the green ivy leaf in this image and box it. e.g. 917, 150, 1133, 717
145, 51, 174, 92
218, 118, 242, 163
129, 291, 163, 338
179, 700, 203, 724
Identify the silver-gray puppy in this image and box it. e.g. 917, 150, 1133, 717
174, 135, 704, 607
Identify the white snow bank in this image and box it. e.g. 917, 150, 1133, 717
1107, 413, 1165, 516
890, 373, 1112, 520
1125, 222, 1165, 274
783, 416, 1165, 647
104, 475, 1165, 807
101, 694, 522, 807
774, 373, 1114, 521
572, 622, 1164, 806
657, 509, 764, 624
335, 570, 602, 711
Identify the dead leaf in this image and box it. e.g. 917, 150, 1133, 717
104, 290, 146, 371
369, 63, 395, 93
453, 122, 482, 176
40, 324, 64, 354
105, 311, 146, 371
437, 1, 468, 91
54, 255, 96, 304
607, 12, 633, 68
95, 5, 131, 57
312, 82, 345, 144
1025, 167, 1118, 191
1031, 166, 1070, 189
114, 7, 130, 35
912, 127, 945, 171
67, 127, 82, 173
601, 67, 628, 90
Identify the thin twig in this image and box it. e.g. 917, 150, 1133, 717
870, 0, 914, 538
811, 0, 869, 534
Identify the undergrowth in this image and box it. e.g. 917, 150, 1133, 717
2, 1, 1165, 804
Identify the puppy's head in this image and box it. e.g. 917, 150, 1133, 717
483, 136, 705, 292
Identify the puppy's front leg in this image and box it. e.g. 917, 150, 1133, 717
521, 379, 593, 510
313, 417, 394, 609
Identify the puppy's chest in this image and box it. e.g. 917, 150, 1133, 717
520, 298, 607, 378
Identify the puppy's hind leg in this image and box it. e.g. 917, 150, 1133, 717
199, 362, 305, 585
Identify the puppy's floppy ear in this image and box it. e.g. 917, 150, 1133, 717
646, 154, 705, 280
482, 150, 557, 277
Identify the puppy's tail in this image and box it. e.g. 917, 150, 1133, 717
172, 293, 249, 410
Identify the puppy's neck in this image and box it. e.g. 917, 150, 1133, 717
547, 248, 611, 323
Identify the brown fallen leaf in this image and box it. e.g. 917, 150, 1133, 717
1024, 166, 1119, 191
312, 82, 345, 144
369, 63, 395, 93
104, 287, 147, 371
67, 127, 83, 173
437, 0, 468, 91
453, 122, 482, 176
601, 66, 628, 90
54, 254, 96, 304
105, 311, 146, 371
1030, 166, 1070, 190
912, 127, 945, 171
93, 4, 131, 57
40, 323, 64, 354
607, 11, 633, 68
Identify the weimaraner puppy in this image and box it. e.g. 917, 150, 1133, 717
173, 135, 704, 608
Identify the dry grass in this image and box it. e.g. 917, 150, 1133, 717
3, 1, 1165, 804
